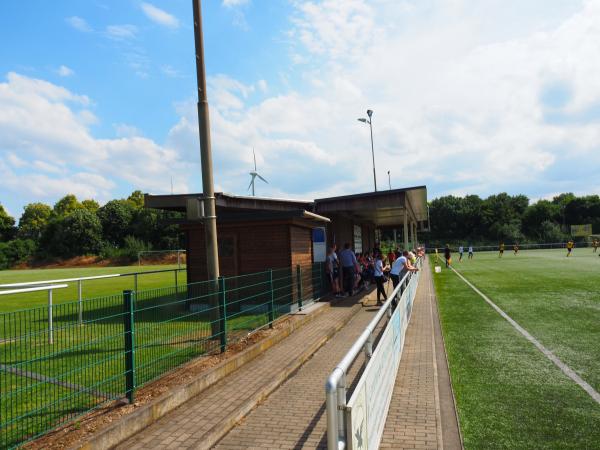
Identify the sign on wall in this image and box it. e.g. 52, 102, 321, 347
313, 227, 327, 262
354, 225, 362, 253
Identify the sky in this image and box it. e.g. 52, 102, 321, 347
1, 0, 600, 219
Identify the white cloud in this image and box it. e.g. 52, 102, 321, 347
222, 0, 250, 7
57, 65, 74, 77
114, 123, 142, 138
141, 3, 179, 29
0, 72, 189, 208
105, 24, 138, 40
66, 16, 92, 33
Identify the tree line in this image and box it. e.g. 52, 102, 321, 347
0, 191, 182, 269
423, 192, 600, 246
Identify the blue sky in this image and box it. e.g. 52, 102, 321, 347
1, 0, 599, 220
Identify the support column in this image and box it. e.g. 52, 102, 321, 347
414, 222, 418, 247
403, 209, 409, 250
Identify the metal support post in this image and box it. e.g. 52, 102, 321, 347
123, 290, 136, 403
268, 269, 274, 327
48, 290, 53, 345
193, 0, 221, 336
296, 264, 303, 311
219, 276, 227, 353
134, 273, 138, 294
77, 280, 83, 326
174, 269, 179, 299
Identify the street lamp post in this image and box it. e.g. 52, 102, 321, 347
387, 170, 391, 190
358, 109, 377, 192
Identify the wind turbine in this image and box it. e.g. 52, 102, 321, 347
247, 148, 268, 196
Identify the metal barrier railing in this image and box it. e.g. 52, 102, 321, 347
325, 259, 422, 450
0, 262, 326, 449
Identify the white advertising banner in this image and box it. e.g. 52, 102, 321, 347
346, 272, 419, 450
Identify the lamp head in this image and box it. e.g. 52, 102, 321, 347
357, 118, 367, 123
367, 109, 373, 118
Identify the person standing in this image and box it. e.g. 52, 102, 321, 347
514, 243, 519, 255
468, 245, 474, 259
340, 243, 359, 296
325, 245, 342, 298
499, 242, 505, 258
444, 245, 451, 268
373, 253, 388, 306
458, 245, 464, 262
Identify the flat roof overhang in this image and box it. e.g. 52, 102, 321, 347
145, 192, 312, 213
313, 186, 427, 227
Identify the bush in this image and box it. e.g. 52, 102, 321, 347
0, 239, 36, 268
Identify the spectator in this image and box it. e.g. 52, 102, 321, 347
325, 245, 342, 298
340, 243, 359, 296
386, 248, 396, 265
390, 250, 419, 308
373, 253, 388, 306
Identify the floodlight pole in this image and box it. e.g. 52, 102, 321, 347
367, 109, 377, 192
193, 1, 220, 307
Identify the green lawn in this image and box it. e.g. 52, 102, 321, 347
0, 264, 186, 313
431, 249, 600, 449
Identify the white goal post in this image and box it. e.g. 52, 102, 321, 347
137, 249, 186, 268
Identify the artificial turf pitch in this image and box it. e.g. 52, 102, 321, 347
431, 249, 600, 449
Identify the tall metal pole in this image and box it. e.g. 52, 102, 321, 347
388, 170, 391, 190
193, 0, 219, 284
368, 110, 377, 191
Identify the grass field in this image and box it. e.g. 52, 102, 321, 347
0, 264, 186, 313
431, 248, 600, 449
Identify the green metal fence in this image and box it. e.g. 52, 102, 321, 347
0, 262, 326, 449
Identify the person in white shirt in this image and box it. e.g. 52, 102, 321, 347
390, 250, 419, 308
468, 245, 474, 259
373, 253, 388, 306
458, 245, 464, 262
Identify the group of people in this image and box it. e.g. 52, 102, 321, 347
325, 243, 422, 306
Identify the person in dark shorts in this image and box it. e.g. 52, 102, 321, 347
340, 243, 359, 296
325, 245, 342, 298
514, 243, 519, 255
468, 245, 474, 259
444, 245, 451, 268
567, 240, 574, 257
499, 242, 505, 257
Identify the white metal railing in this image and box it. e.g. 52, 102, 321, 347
325, 259, 422, 450
0, 268, 185, 326
0, 284, 68, 344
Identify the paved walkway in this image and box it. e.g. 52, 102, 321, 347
214, 297, 385, 449
380, 259, 462, 449
116, 296, 365, 450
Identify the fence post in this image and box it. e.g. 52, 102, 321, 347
268, 269, 274, 327
48, 289, 53, 345
123, 290, 136, 403
78, 280, 83, 326
134, 273, 138, 293
219, 277, 227, 353
296, 264, 303, 311
174, 269, 179, 299
320, 261, 326, 297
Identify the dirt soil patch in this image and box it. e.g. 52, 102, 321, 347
24, 315, 297, 450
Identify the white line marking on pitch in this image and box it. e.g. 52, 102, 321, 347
451, 266, 600, 406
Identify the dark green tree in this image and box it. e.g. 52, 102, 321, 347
0, 204, 16, 242
97, 200, 135, 246
49, 209, 103, 257
53, 194, 83, 217
18, 202, 52, 241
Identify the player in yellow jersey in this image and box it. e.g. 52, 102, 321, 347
566, 240, 574, 257
514, 243, 519, 255
499, 242, 505, 257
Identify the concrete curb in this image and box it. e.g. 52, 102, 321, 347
71, 300, 359, 450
